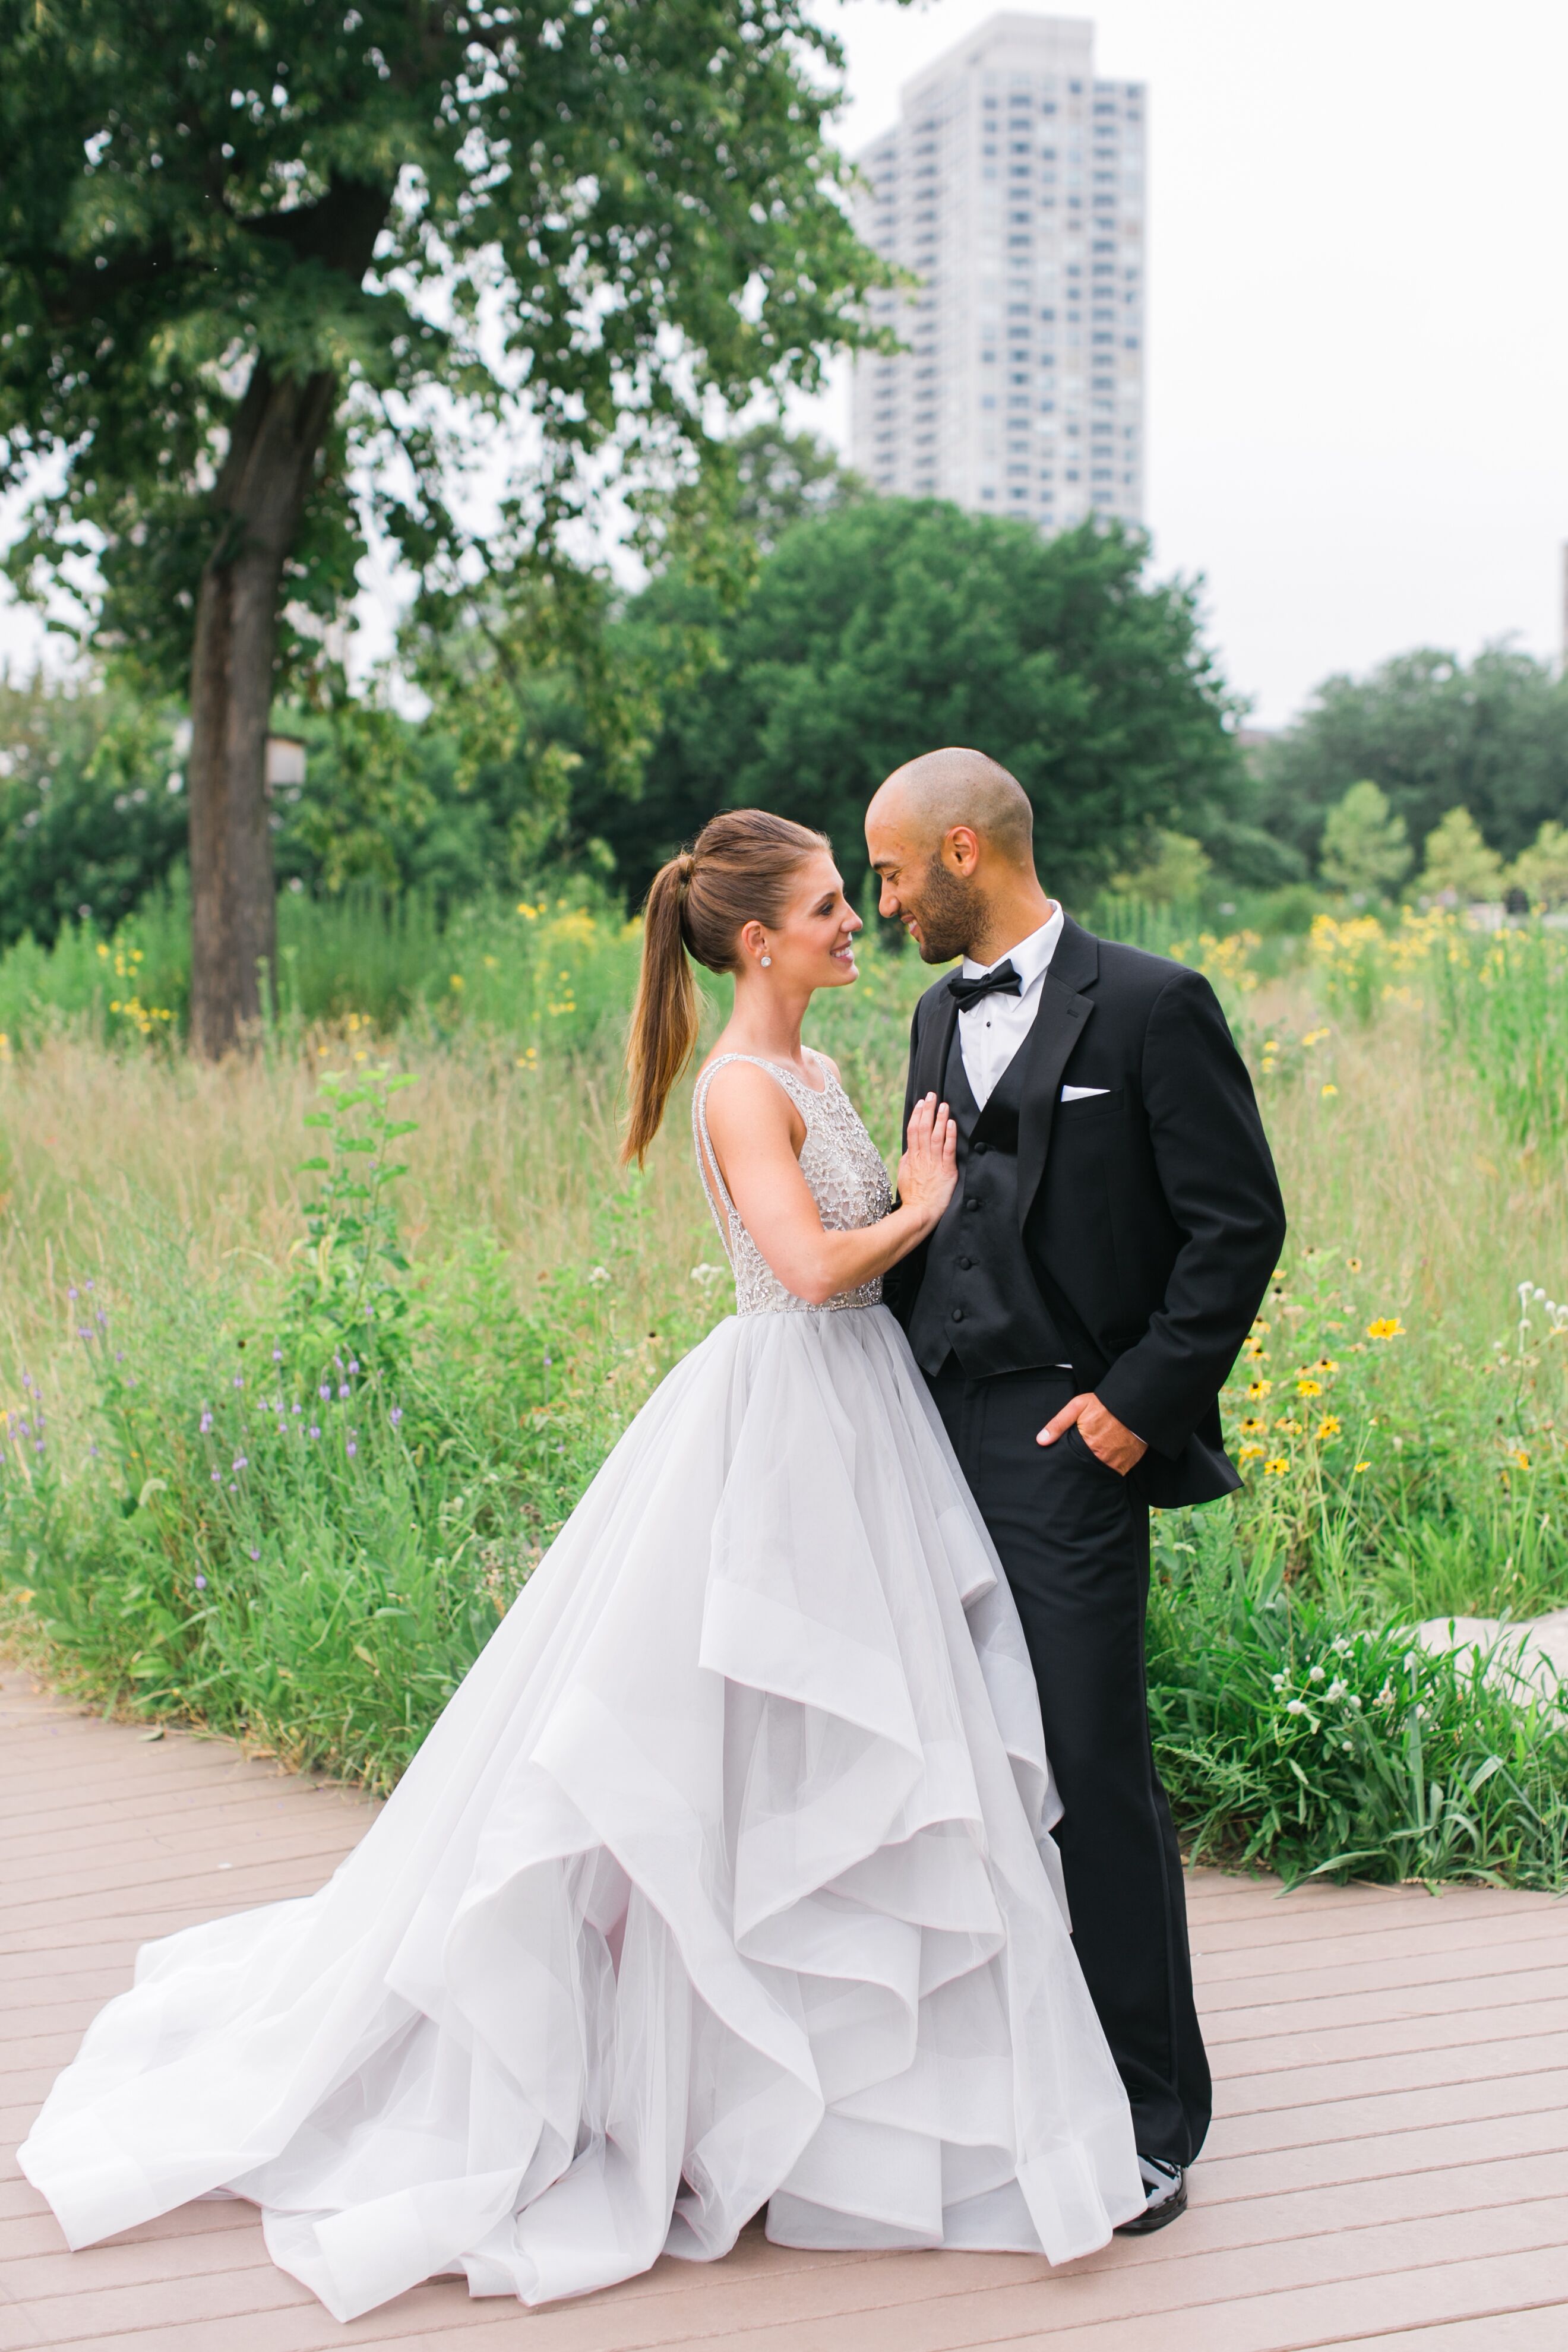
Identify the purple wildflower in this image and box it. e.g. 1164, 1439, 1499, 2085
232, 1456, 248, 1472
319, 1383, 331, 1401
248, 1548, 260, 1563
211, 1469, 222, 1484
347, 1360, 359, 1376
85, 1279, 94, 1292
271, 1347, 283, 1362
200, 1411, 213, 1434
308, 1424, 321, 1440
389, 1406, 402, 1428
115, 1351, 125, 1363
34, 1440, 45, 1454
292, 1402, 302, 1416
68, 1286, 78, 1301
337, 1383, 350, 1400
194, 1574, 207, 1590
233, 1373, 244, 1389
346, 1439, 358, 1459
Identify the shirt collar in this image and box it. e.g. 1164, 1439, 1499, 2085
961, 902, 1064, 987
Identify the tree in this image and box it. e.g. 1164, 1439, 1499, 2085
1257, 646, 1568, 877
1416, 806, 1504, 904
0, 2, 887, 1052
727, 422, 866, 554
0, 674, 186, 949
1111, 831, 1213, 905
1319, 780, 1412, 900
1510, 821, 1568, 909
570, 501, 1253, 906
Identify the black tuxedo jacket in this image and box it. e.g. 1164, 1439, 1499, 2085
884, 915, 1288, 1508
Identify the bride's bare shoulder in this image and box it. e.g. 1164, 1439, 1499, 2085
697, 1057, 802, 1155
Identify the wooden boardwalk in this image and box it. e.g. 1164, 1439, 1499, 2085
4, 1666, 1568, 2351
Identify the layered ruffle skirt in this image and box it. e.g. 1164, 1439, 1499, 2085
20, 1304, 1142, 2320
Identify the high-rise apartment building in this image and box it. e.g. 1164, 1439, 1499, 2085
849, 14, 1145, 534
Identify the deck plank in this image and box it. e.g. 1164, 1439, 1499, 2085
4, 1666, 1566, 2351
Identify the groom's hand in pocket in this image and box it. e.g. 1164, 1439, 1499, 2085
1036, 1392, 1148, 1475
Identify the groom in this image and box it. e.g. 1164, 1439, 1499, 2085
866, 748, 1286, 2233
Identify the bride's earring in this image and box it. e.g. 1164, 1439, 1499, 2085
760, 951, 773, 968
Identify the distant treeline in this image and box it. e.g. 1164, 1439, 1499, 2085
5, 495, 1568, 952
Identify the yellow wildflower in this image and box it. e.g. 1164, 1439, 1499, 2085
1366, 1317, 1404, 1341
450, 974, 465, 991
1346, 1257, 1362, 1273
1321, 1083, 1338, 1098
1247, 1379, 1273, 1399
1297, 1378, 1323, 1397
1275, 1417, 1303, 1437
1512, 1449, 1530, 1471
1354, 1460, 1371, 1473
1316, 1417, 1342, 1440
1238, 1444, 1265, 1463
1264, 1458, 1289, 1476
1240, 1417, 1267, 1434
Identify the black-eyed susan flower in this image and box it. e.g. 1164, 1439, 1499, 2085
1297, 1377, 1323, 1397
1366, 1317, 1404, 1341
1316, 1416, 1342, 1440
1264, 1458, 1289, 1476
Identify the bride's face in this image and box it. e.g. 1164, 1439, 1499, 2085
738, 852, 862, 993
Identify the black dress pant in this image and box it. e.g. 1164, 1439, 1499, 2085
928, 1357, 1211, 2168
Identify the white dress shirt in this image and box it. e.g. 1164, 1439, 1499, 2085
957, 905, 1064, 1109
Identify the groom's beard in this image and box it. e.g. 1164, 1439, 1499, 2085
908, 860, 988, 965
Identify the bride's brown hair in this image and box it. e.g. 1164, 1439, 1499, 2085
621, 808, 829, 1166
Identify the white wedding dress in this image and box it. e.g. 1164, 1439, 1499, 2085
20, 1052, 1143, 2321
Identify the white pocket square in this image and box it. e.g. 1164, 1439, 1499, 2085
1060, 1085, 1109, 1101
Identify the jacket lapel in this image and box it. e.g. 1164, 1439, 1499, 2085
1016, 918, 1099, 1231
916, 982, 961, 1109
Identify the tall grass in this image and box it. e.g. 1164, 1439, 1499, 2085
4, 903, 1568, 1879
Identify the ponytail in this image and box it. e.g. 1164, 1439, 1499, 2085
620, 808, 829, 1165
622, 853, 700, 1167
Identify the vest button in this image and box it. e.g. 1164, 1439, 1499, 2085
964, 1197, 978, 1211
951, 1307, 965, 1323
973, 1141, 988, 1156
959, 1256, 972, 1269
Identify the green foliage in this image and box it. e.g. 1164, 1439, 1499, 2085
1111, 829, 1213, 904
1259, 645, 1568, 875
723, 421, 868, 554
576, 502, 1254, 906
1416, 805, 1504, 903
1511, 821, 1568, 909
287, 1066, 421, 1379
8, 901, 1568, 1882
0, 675, 186, 949
1147, 1525, 1568, 1888
1320, 780, 1412, 899
0, 0, 893, 690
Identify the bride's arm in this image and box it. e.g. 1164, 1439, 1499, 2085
701, 1063, 957, 1307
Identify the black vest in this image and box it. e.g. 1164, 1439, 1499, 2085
906, 1021, 1070, 1379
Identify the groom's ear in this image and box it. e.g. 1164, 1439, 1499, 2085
943, 824, 982, 875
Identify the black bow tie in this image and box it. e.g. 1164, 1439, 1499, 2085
947, 960, 1023, 1013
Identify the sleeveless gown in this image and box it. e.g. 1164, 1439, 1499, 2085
20, 1053, 1143, 2320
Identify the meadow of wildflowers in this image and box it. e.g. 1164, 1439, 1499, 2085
3, 897, 1568, 1880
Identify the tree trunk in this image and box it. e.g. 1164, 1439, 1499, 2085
186, 365, 335, 1057
185, 175, 390, 1058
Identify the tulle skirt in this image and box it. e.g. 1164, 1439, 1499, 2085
20, 1304, 1143, 2321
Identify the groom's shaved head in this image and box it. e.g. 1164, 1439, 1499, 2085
869, 747, 1035, 870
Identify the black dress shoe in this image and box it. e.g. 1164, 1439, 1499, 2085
1113, 2157, 1188, 2236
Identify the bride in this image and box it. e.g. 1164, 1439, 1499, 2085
20, 808, 1143, 2322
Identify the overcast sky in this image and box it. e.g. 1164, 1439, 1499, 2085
4, 2, 1566, 729
798, 0, 1568, 725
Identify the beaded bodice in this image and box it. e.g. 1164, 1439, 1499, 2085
692, 1053, 894, 1316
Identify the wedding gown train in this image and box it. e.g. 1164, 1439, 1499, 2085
20, 1052, 1143, 2321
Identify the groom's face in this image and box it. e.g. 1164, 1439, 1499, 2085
866, 818, 985, 966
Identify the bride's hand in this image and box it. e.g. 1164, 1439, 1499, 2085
897, 1093, 959, 1232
